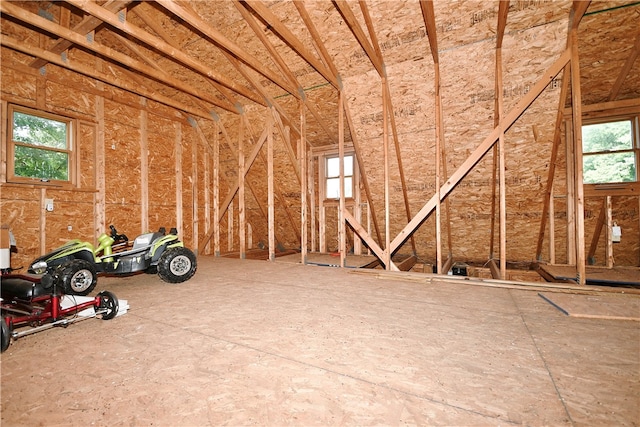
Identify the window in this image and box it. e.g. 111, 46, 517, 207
325, 154, 354, 199
7, 105, 74, 185
582, 118, 638, 185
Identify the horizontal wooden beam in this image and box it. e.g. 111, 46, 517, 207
0, 1, 237, 114
30, 0, 134, 69
65, 0, 267, 107
0, 35, 214, 120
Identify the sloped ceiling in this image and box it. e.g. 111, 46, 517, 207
2, 0, 639, 149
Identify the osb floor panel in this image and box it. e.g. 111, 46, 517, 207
1, 257, 638, 426
276, 252, 377, 268
539, 292, 640, 321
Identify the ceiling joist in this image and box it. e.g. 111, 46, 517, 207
64, 0, 266, 107
0, 34, 213, 119
0, 1, 236, 114
29, 0, 133, 69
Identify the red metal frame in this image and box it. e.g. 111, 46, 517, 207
2, 292, 105, 332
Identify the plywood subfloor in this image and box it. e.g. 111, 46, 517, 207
539, 292, 640, 321
276, 251, 378, 268
538, 264, 640, 286
1, 257, 638, 426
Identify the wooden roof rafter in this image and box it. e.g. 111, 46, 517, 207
419, 0, 439, 64
128, 7, 241, 112
291, 1, 389, 247
0, 1, 236, 114
170, 1, 304, 152
240, 0, 340, 90
419, 0, 454, 271
292, 1, 341, 81
166, 0, 300, 248
570, 0, 591, 30
232, 0, 300, 96
0, 34, 212, 120
29, 0, 135, 69
232, 0, 337, 144
333, 0, 385, 77
231, 59, 303, 186
291, 1, 384, 246
63, 0, 267, 108
608, 30, 640, 101
156, 0, 299, 98
496, 0, 509, 49
358, 0, 416, 255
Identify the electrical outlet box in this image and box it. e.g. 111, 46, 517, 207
45, 198, 54, 212
612, 225, 621, 243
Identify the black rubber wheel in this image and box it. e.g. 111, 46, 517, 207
1, 318, 11, 353
60, 259, 97, 296
144, 265, 158, 274
157, 247, 197, 283
97, 291, 119, 320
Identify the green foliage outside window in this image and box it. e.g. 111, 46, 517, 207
14, 145, 69, 181
582, 120, 636, 184
12, 110, 69, 181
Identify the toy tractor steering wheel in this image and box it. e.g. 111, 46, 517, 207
109, 225, 129, 244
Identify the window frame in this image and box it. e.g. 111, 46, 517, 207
323, 152, 355, 203
580, 113, 640, 196
6, 104, 76, 187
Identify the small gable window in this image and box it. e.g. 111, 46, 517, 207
325, 154, 354, 199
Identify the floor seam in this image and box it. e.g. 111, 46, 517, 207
509, 288, 575, 426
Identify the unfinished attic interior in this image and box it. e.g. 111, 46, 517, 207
1, 0, 640, 285
1, 1, 640, 426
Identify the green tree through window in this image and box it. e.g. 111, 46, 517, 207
582, 120, 636, 184
9, 107, 71, 182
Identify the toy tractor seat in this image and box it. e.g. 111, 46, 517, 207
132, 231, 165, 251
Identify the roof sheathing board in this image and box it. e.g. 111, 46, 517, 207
178, 14, 279, 101
578, 3, 640, 104
257, 0, 334, 91
357, 1, 431, 65
500, 18, 568, 113
302, 1, 370, 78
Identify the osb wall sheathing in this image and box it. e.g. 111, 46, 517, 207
584, 196, 639, 266
0, 9, 210, 269
328, 0, 572, 264
0, 20, 103, 268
